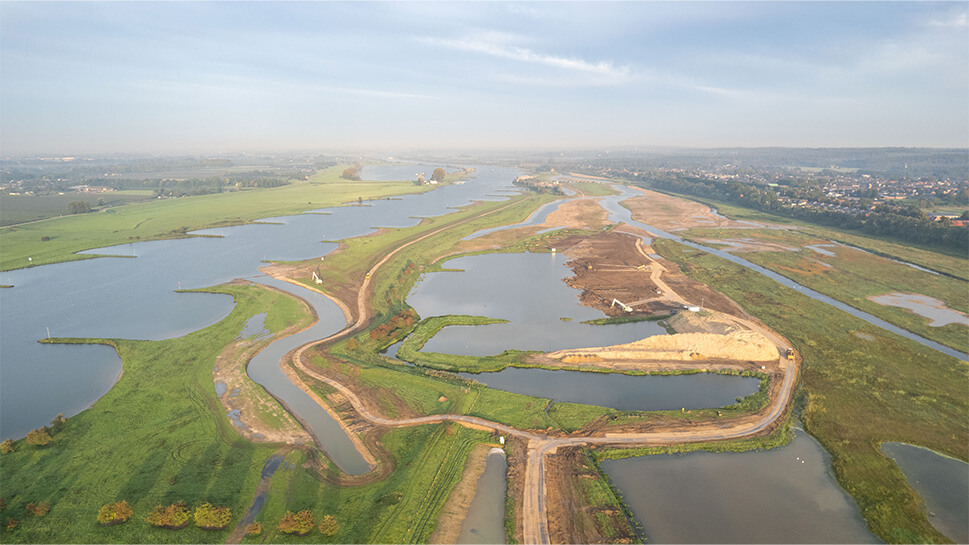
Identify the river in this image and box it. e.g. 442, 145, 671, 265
1, 167, 960, 541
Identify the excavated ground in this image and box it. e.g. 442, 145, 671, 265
554, 231, 749, 318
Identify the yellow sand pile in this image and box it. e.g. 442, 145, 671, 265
549, 330, 778, 362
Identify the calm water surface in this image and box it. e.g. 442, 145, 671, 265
0, 164, 520, 439
601, 429, 880, 543
881, 442, 969, 543
457, 449, 507, 544
408, 252, 666, 355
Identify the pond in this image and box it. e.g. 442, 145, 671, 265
407, 252, 666, 355
457, 448, 507, 544
881, 442, 968, 543
600, 429, 880, 543
868, 292, 969, 327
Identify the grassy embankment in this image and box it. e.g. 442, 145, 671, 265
681, 226, 968, 352
652, 239, 967, 544
0, 284, 307, 543
0, 165, 442, 271
563, 181, 620, 197
0, 282, 511, 544
249, 424, 491, 544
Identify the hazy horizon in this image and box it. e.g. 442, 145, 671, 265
2, 2, 967, 155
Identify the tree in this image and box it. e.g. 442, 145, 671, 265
341, 163, 363, 181
318, 515, 339, 536
246, 522, 263, 536
431, 168, 446, 182
0, 440, 12, 454
67, 201, 91, 214
97, 501, 133, 526
277, 510, 315, 535
25, 429, 51, 447
25, 502, 49, 516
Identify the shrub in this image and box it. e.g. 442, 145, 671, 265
0, 498, 6, 510
97, 501, 133, 526
277, 510, 315, 535
246, 522, 263, 536
193, 502, 232, 530
145, 502, 190, 529
25, 429, 51, 447
0, 440, 13, 454
6, 518, 18, 530
25, 502, 49, 516
318, 515, 339, 536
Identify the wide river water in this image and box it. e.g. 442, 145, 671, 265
1, 166, 962, 541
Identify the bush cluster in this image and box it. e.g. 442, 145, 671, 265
145, 502, 191, 529
193, 503, 232, 530
97, 501, 133, 525
25, 502, 49, 516
277, 510, 315, 535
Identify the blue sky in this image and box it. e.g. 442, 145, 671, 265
1, 2, 966, 154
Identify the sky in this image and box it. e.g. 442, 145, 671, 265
1, 2, 967, 155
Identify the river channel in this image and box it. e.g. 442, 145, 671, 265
1, 166, 961, 541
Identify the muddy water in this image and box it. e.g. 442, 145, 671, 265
869, 293, 969, 327
601, 429, 880, 543
407, 252, 666, 355
460, 367, 759, 411
457, 449, 507, 544
881, 442, 969, 543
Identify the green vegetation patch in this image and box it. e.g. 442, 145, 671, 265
1, 165, 441, 271
653, 238, 968, 544
582, 314, 670, 326
682, 226, 968, 352
0, 283, 310, 543
247, 424, 491, 544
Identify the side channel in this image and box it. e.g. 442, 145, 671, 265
248, 277, 371, 475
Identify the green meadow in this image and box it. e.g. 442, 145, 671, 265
0, 166, 439, 271
654, 239, 968, 544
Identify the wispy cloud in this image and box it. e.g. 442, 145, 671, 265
422, 35, 631, 83
927, 11, 968, 28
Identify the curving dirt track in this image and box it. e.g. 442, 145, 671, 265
262, 196, 799, 545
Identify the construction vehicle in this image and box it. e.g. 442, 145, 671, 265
786, 348, 796, 360
611, 298, 633, 312
312, 271, 323, 284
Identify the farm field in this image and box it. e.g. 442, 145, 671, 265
0, 190, 156, 226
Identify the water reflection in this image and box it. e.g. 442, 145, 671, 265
881, 442, 968, 543
601, 429, 880, 543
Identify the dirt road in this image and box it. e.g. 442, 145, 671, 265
264, 195, 799, 544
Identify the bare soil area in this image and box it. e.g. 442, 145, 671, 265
621, 187, 782, 231
545, 449, 636, 544
554, 231, 749, 319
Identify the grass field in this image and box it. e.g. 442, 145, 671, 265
246, 424, 491, 544
0, 166, 440, 271
0, 284, 306, 543
0, 191, 156, 226
654, 239, 968, 544
682, 226, 969, 352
